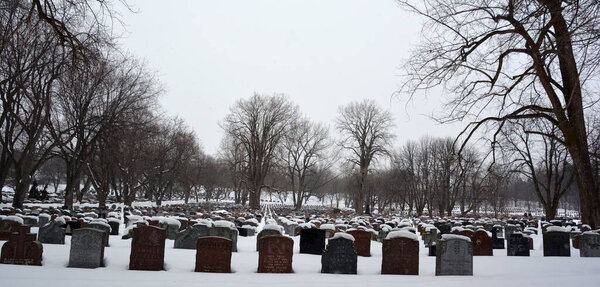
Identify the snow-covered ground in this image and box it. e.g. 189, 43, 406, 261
0, 223, 598, 287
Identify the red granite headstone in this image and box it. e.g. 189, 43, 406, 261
573, 234, 580, 249
0, 220, 29, 241
129, 225, 166, 271
381, 236, 419, 275
347, 229, 371, 257
195, 237, 232, 273
0, 225, 43, 266
473, 230, 493, 256
529, 237, 534, 250
258, 235, 293, 273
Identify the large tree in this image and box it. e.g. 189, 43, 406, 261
222, 94, 298, 209
336, 99, 394, 214
399, 0, 600, 226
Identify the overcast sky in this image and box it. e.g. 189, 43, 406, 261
114, 0, 465, 155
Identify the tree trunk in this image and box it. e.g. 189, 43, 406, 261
249, 190, 260, 209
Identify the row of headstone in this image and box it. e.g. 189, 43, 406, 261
174, 223, 239, 251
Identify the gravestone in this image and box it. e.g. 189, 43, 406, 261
573, 234, 580, 249
237, 227, 248, 237
321, 235, 357, 274
86, 222, 110, 247
37, 215, 50, 228
507, 233, 530, 256
258, 235, 293, 273
492, 226, 505, 249
68, 228, 105, 268
543, 230, 570, 257
580, 232, 600, 257
428, 243, 436, 256
435, 234, 473, 276
382, 231, 419, 275
0, 225, 43, 265
195, 237, 232, 273
438, 224, 452, 235
0, 220, 27, 240
256, 228, 282, 251
65, 220, 82, 235
211, 226, 239, 252
37, 221, 65, 244
505, 224, 518, 239
300, 228, 326, 255
175, 225, 210, 249
347, 229, 371, 257
129, 226, 167, 271
108, 220, 120, 235
472, 229, 493, 256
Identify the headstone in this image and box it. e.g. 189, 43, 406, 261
438, 224, 452, 235
86, 222, 110, 247
492, 226, 505, 249
108, 220, 120, 235
347, 229, 371, 257
435, 235, 473, 276
428, 243, 437, 256
382, 231, 419, 275
211, 226, 238, 252
37, 215, 50, 228
472, 229, 493, 256
0, 225, 43, 265
0, 220, 27, 240
37, 221, 65, 244
543, 230, 570, 257
175, 225, 210, 249
321, 235, 357, 274
65, 220, 82, 235
129, 226, 167, 271
195, 237, 232, 273
258, 235, 293, 273
256, 228, 282, 251
68, 228, 105, 268
300, 228, 326, 255
580, 232, 600, 257
507, 233, 530, 256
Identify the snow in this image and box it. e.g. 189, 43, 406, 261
386, 230, 419, 241
107, 218, 121, 223
213, 220, 235, 229
319, 224, 335, 231
441, 234, 472, 242
39, 213, 51, 219
3, 215, 24, 225
262, 224, 283, 233
158, 217, 181, 228
331, 232, 355, 242
547, 226, 570, 233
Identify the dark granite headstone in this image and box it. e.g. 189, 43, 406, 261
492, 226, 505, 249
438, 224, 452, 235
428, 243, 437, 256
321, 236, 357, 274
543, 231, 570, 257
382, 236, 419, 275
37, 221, 65, 244
507, 233, 530, 256
86, 222, 110, 247
300, 228, 326, 255
347, 229, 371, 257
258, 235, 293, 273
175, 224, 210, 249
0, 225, 43, 265
580, 232, 600, 257
129, 226, 166, 270
68, 228, 105, 268
108, 220, 120, 235
195, 236, 232, 273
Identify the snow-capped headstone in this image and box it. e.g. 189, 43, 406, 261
0, 225, 42, 266
382, 231, 419, 275
507, 233, 530, 256
68, 228, 105, 268
580, 232, 600, 257
473, 229, 493, 256
438, 223, 452, 235
21, 216, 38, 227
321, 234, 357, 274
300, 228, 326, 255
195, 236, 232, 273
505, 224, 518, 239
543, 229, 570, 257
256, 228, 282, 251
37, 220, 65, 244
435, 234, 473, 276
86, 222, 110, 247
37, 214, 50, 228
129, 225, 166, 271
211, 225, 238, 252
347, 229, 371, 257
0, 219, 28, 240
258, 235, 293, 273
107, 219, 120, 235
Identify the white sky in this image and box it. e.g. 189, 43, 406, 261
114, 0, 465, 155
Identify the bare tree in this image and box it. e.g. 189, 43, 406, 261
398, 0, 600, 226
336, 99, 394, 214
280, 118, 331, 210
221, 94, 298, 209
219, 136, 248, 205
503, 120, 575, 220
